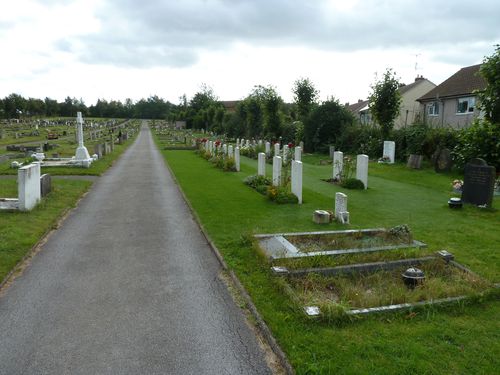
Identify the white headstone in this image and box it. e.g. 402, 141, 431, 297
383, 141, 395, 164
299, 141, 304, 151
223, 144, 228, 155
265, 142, 271, 156
245, 139, 250, 148
236, 138, 240, 147
18, 162, 41, 211
356, 154, 369, 189
335, 192, 349, 224
274, 143, 280, 157
291, 160, 303, 204
258, 140, 263, 147
294, 146, 302, 162
258, 152, 266, 176
272, 156, 282, 186
228, 145, 234, 157
333, 151, 343, 180
282, 144, 289, 164
234, 147, 240, 172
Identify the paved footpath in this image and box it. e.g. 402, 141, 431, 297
0, 122, 272, 375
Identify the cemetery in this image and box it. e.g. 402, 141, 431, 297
0, 116, 140, 175
153, 126, 499, 374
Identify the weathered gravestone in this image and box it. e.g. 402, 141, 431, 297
407, 154, 423, 169
462, 158, 496, 207
329, 145, 335, 159
434, 148, 452, 173
40, 174, 52, 197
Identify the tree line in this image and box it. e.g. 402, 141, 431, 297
0, 94, 176, 120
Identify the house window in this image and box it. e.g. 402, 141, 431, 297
427, 102, 439, 116
457, 97, 475, 114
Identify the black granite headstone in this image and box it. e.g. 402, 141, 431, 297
461, 158, 496, 207
434, 148, 452, 173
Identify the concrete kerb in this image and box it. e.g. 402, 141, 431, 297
161, 156, 295, 375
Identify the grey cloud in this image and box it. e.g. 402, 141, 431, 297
61, 0, 500, 68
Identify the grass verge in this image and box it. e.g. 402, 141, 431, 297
0, 178, 92, 283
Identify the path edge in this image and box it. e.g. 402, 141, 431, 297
161, 152, 295, 375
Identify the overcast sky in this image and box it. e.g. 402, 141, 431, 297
1, 0, 498, 106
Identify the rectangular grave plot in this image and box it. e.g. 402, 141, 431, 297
255, 228, 426, 260
280, 257, 493, 317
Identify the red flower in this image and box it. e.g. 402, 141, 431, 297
288, 142, 294, 148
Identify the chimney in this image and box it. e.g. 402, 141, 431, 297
415, 75, 425, 82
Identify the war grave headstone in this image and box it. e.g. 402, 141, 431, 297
258, 153, 266, 176
356, 154, 368, 189
294, 146, 302, 162
291, 160, 303, 204
265, 141, 271, 156
273, 156, 282, 186
461, 158, 496, 207
234, 147, 240, 172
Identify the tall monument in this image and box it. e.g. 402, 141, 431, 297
75, 112, 91, 162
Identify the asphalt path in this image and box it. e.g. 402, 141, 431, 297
0, 122, 272, 374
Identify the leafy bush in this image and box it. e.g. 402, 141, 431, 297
266, 185, 298, 204
452, 119, 500, 170
244, 174, 271, 189
341, 178, 365, 189
223, 157, 236, 172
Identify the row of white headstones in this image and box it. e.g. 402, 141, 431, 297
202, 139, 396, 212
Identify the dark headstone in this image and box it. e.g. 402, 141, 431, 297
94, 143, 103, 158
407, 154, 423, 169
40, 174, 52, 197
462, 159, 496, 207
434, 148, 452, 173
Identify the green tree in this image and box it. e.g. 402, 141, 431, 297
478, 45, 500, 123
250, 85, 282, 139
369, 69, 402, 138
304, 99, 355, 152
292, 77, 319, 122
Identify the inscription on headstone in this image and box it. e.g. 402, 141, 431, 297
462, 158, 495, 207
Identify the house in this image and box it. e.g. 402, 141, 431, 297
417, 64, 486, 128
220, 100, 240, 114
347, 76, 436, 128
347, 99, 371, 125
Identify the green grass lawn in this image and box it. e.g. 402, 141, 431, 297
158, 141, 500, 374
0, 178, 92, 283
